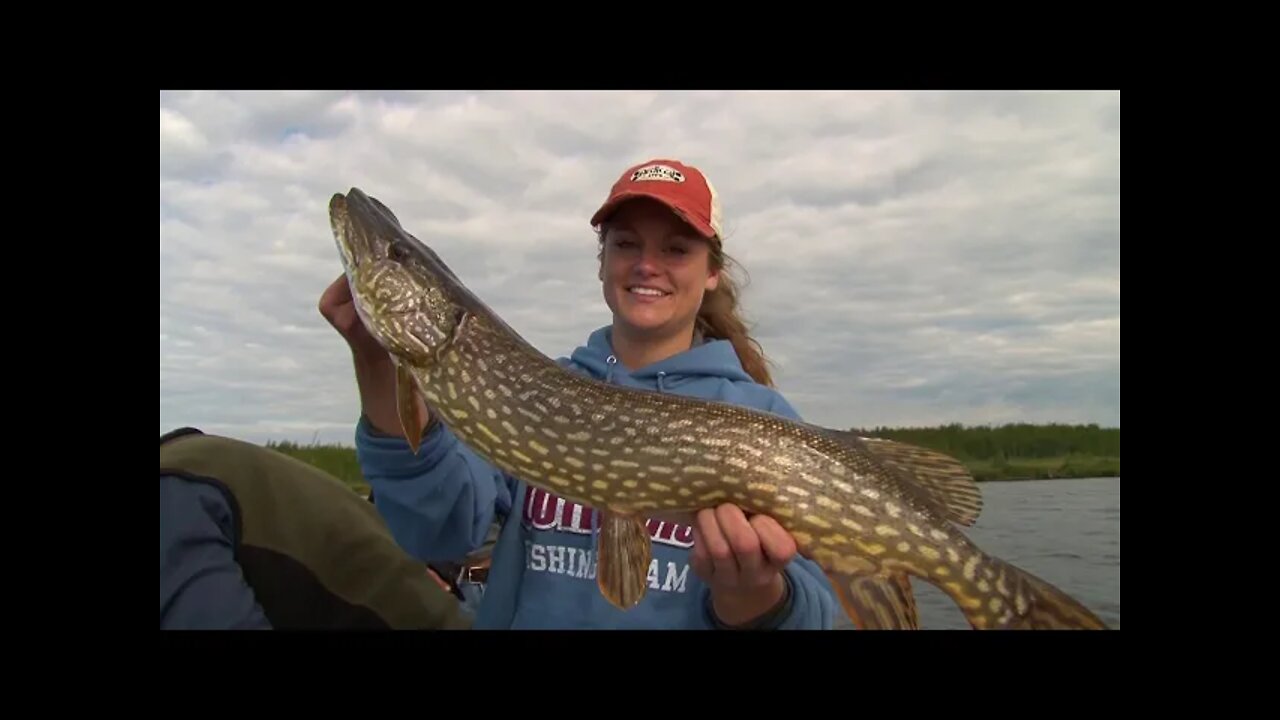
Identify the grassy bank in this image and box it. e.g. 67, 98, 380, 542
266, 431, 1119, 492
267, 441, 371, 496
962, 454, 1119, 482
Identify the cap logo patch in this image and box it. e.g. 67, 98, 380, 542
631, 164, 685, 183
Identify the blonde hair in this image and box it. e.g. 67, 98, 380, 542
596, 230, 774, 387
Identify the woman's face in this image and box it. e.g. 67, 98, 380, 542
599, 198, 719, 341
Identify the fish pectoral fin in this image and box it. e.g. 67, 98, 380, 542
829, 571, 921, 630
395, 362, 426, 455
596, 508, 652, 610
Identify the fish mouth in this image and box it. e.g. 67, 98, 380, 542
329, 185, 466, 304
330, 188, 403, 273
329, 192, 363, 273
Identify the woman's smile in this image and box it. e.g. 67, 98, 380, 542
626, 284, 672, 302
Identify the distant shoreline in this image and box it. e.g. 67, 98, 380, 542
265, 432, 1119, 495
855, 423, 1119, 485
965, 456, 1120, 483
977, 473, 1120, 483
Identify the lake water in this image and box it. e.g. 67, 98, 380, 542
834, 476, 1120, 630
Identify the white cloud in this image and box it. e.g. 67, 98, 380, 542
160, 90, 1120, 444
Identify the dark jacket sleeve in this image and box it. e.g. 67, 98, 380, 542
159, 474, 272, 629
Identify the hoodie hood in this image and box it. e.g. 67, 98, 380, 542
567, 326, 754, 391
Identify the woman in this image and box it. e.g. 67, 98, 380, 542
319, 158, 839, 629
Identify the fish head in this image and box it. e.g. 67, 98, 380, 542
329, 188, 463, 364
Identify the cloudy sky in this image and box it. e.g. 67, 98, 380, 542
160, 90, 1120, 446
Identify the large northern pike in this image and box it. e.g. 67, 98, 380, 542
328, 187, 1109, 630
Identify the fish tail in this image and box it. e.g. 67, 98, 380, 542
943, 553, 1110, 630
1006, 562, 1110, 629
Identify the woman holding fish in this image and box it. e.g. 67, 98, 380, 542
319, 159, 842, 629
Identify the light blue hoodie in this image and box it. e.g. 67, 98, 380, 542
355, 326, 840, 629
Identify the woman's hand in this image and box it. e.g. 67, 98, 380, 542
318, 274, 426, 439
319, 274, 383, 357
690, 503, 797, 627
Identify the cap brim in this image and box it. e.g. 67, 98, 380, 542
590, 191, 717, 239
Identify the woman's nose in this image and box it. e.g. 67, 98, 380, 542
632, 243, 663, 273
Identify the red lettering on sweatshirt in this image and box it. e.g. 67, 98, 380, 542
521, 487, 696, 549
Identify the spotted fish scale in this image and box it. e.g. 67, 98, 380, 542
329, 187, 1111, 630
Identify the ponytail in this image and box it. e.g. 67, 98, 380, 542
696, 246, 774, 387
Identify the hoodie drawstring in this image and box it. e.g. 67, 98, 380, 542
605, 355, 667, 393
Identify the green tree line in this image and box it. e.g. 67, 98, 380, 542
267, 422, 1120, 492
853, 422, 1119, 461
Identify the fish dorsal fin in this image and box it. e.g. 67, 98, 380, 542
819, 429, 983, 527
858, 437, 983, 526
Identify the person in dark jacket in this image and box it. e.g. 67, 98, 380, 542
159, 427, 472, 630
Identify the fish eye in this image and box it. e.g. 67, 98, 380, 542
388, 244, 408, 261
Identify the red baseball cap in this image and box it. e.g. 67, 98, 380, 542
589, 158, 723, 240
